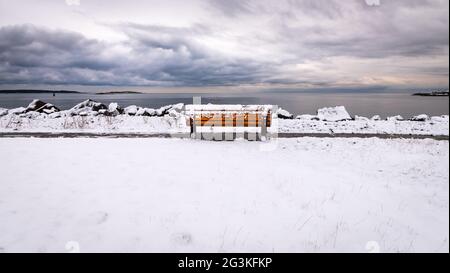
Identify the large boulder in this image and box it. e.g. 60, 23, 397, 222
124, 105, 138, 116
410, 114, 429, 122
69, 99, 107, 115
276, 108, 294, 119
317, 106, 351, 122
26, 99, 60, 114
107, 102, 123, 116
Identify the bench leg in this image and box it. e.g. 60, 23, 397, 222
261, 117, 267, 141
192, 122, 202, 140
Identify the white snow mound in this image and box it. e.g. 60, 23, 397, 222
317, 106, 351, 122
0, 108, 8, 117
411, 114, 429, 122
387, 115, 404, 121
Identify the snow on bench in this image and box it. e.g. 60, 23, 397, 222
184, 104, 275, 140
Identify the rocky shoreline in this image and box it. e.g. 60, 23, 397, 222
0, 99, 448, 136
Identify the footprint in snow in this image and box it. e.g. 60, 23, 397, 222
80, 211, 109, 225
171, 232, 192, 246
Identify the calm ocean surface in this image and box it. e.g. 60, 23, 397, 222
0, 92, 448, 119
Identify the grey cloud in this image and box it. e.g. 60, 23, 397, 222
207, 0, 252, 17
0, 24, 278, 86
0, 25, 115, 70
0, 0, 448, 88
275, 0, 449, 60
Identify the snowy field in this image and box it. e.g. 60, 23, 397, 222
0, 137, 448, 253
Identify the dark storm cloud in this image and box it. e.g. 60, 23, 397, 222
0, 25, 114, 70
113, 23, 278, 86
0, 24, 275, 86
0, 25, 123, 85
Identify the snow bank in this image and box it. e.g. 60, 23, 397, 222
317, 106, 351, 122
0, 108, 7, 117
7, 107, 27, 115
278, 117, 449, 136
355, 115, 370, 121
431, 115, 449, 123
0, 100, 448, 136
296, 114, 319, 121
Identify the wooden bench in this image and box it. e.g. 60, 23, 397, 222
185, 105, 274, 140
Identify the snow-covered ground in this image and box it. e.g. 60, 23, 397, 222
0, 137, 448, 253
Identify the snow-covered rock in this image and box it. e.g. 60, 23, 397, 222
49, 112, 62, 119
79, 110, 98, 117
144, 108, 157, 116
69, 99, 107, 115
371, 115, 382, 121
355, 115, 370, 121
386, 115, 404, 122
20, 111, 43, 119
168, 109, 181, 118
25, 99, 45, 111
155, 105, 173, 117
124, 105, 138, 116
25, 100, 60, 114
411, 114, 429, 122
296, 114, 319, 121
135, 107, 146, 116
107, 102, 123, 116
0, 108, 8, 117
8, 107, 27, 115
431, 115, 449, 123
171, 103, 184, 112
277, 108, 294, 119
108, 102, 119, 112
317, 106, 351, 122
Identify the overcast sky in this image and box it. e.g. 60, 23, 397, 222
0, 0, 448, 92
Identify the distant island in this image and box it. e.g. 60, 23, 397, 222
0, 89, 81, 94
96, 91, 144, 95
413, 91, 449, 97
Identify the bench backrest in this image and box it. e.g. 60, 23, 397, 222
185, 105, 273, 128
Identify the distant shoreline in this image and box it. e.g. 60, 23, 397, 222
412, 91, 449, 97
0, 89, 81, 94
96, 91, 144, 95
0, 90, 144, 95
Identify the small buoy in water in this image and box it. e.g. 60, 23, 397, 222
53, 92, 55, 97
